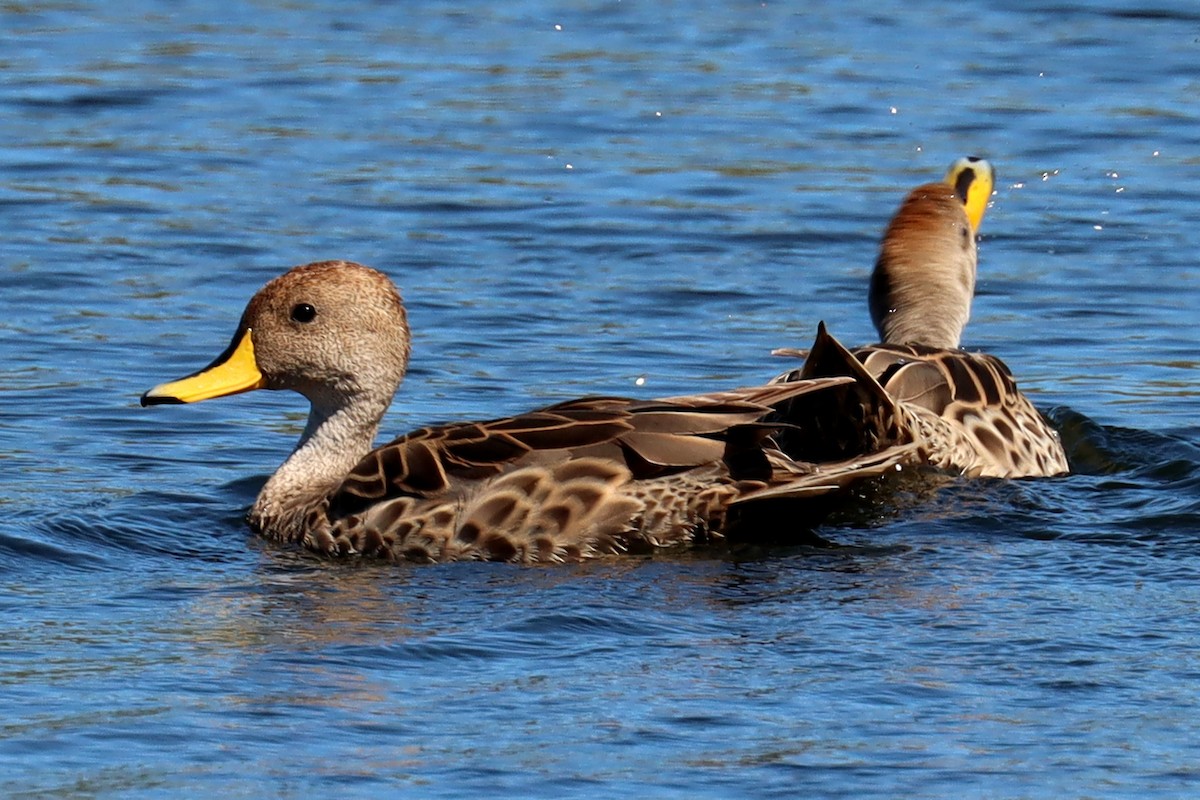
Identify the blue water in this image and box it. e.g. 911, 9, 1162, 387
3, 1, 1199, 797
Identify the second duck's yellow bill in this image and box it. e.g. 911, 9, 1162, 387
945, 156, 994, 234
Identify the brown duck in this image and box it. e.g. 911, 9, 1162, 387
772, 157, 1069, 479
142, 261, 911, 562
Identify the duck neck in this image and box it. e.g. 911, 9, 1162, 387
868, 245, 976, 349
249, 391, 390, 541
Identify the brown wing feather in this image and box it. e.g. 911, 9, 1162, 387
854, 344, 1020, 418
618, 430, 729, 467
331, 402, 635, 515
660, 375, 855, 407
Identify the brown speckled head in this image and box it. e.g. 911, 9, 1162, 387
142, 260, 412, 411
238, 260, 411, 406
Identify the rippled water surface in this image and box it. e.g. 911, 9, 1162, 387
3, 2, 1199, 797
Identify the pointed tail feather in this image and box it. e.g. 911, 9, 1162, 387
769, 323, 909, 463
731, 442, 918, 505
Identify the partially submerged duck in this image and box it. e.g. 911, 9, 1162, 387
142, 261, 911, 562
773, 157, 1069, 479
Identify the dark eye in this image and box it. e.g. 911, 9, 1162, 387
290, 303, 317, 323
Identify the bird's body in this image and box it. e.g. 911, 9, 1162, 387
143, 261, 909, 562
773, 157, 1068, 479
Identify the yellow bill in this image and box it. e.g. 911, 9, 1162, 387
141, 328, 266, 406
944, 156, 994, 234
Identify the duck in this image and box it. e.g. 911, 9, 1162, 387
142, 260, 914, 562
771, 157, 1069, 479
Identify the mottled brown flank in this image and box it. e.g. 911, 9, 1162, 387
771, 325, 1068, 479
867, 341, 1065, 477
330, 400, 635, 516
968, 360, 1000, 405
